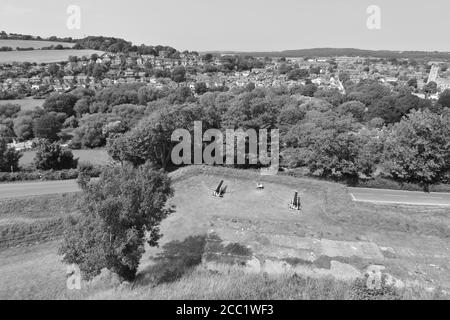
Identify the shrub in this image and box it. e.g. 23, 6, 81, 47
34, 140, 78, 170
350, 276, 401, 300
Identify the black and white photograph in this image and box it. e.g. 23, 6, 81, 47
0, 0, 449, 307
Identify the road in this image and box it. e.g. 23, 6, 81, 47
349, 187, 450, 206
0, 180, 80, 199
1, 179, 450, 207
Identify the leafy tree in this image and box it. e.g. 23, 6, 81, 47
71, 114, 117, 149
437, 89, 450, 109
0, 124, 14, 142
13, 116, 34, 141
74, 98, 90, 117
33, 114, 62, 141
285, 111, 380, 184
383, 109, 450, 191
301, 83, 318, 97
34, 140, 78, 170
0, 103, 21, 118
0, 138, 21, 172
43, 93, 78, 116
423, 81, 438, 97
368, 94, 432, 124
109, 104, 203, 169
171, 66, 186, 83
194, 82, 208, 95
336, 101, 366, 121
314, 88, 343, 107
278, 63, 290, 75
287, 68, 309, 81
407, 78, 418, 89
59, 163, 174, 281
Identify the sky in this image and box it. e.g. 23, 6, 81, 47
0, 0, 449, 52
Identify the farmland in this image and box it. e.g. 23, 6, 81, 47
0, 49, 104, 64
0, 40, 75, 50
0, 166, 448, 299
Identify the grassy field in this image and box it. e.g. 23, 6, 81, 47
0, 193, 80, 249
0, 166, 448, 299
0, 40, 75, 50
0, 97, 44, 111
20, 149, 111, 167
0, 49, 104, 63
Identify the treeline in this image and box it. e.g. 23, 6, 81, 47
0, 31, 74, 43
73, 36, 181, 56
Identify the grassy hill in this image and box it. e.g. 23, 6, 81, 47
0, 39, 75, 50
0, 49, 104, 63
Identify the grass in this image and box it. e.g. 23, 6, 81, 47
0, 40, 74, 50
0, 49, 104, 64
87, 267, 445, 300
20, 149, 111, 168
0, 193, 80, 248
0, 97, 44, 111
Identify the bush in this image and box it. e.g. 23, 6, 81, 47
34, 140, 78, 170
350, 276, 401, 300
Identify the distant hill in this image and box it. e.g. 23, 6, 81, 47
0, 49, 104, 64
207, 48, 450, 60
0, 39, 74, 50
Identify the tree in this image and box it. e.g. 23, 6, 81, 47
43, 93, 78, 116
407, 78, 418, 89
109, 104, 203, 169
383, 109, 450, 191
423, 81, 438, 97
287, 68, 309, 81
59, 163, 174, 281
437, 89, 450, 109
74, 98, 90, 117
194, 82, 208, 95
34, 140, 78, 170
336, 101, 366, 122
0, 138, 21, 172
301, 83, 318, 97
13, 116, 34, 141
284, 111, 380, 184
314, 88, 343, 107
171, 66, 186, 83
33, 114, 62, 141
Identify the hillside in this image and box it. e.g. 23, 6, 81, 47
0, 39, 74, 50
210, 48, 450, 60
0, 49, 104, 64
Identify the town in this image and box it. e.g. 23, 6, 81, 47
0, 25, 449, 303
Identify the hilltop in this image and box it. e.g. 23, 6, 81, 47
207, 48, 450, 60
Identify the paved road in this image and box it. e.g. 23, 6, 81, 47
349, 187, 450, 206
1, 180, 449, 207
0, 180, 80, 199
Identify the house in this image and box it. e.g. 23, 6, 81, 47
124, 69, 135, 77
77, 74, 88, 84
